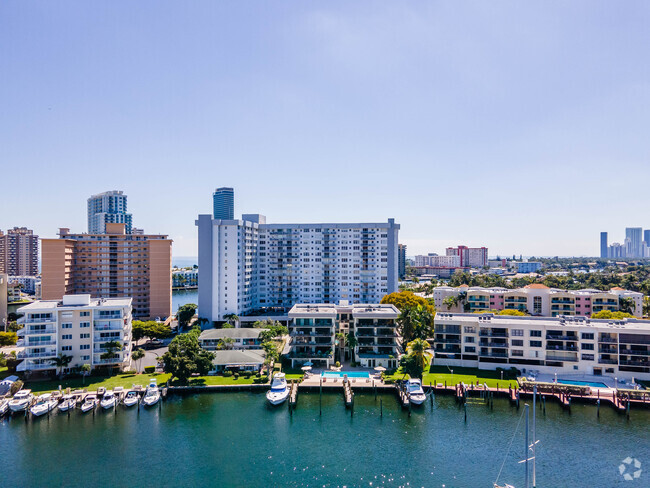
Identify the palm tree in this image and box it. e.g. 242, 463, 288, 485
217, 337, 235, 350
335, 332, 346, 363
131, 348, 146, 372
224, 313, 240, 328
80, 363, 91, 385
100, 340, 123, 375
406, 338, 431, 379
346, 332, 358, 364
50, 353, 73, 379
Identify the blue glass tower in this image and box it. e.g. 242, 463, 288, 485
213, 187, 234, 220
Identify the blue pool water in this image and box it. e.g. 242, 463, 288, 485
321, 371, 370, 378
557, 379, 609, 388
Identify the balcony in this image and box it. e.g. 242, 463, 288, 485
619, 360, 650, 367
599, 337, 618, 343
598, 347, 618, 354
17, 350, 57, 359
25, 340, 57, 347
479, 352, 509, 358
619, 348, 650, 356
551, 299, 575, 304
546, 355, 578, 362
479, 330, 509, 338
94, 321, 125, 331
480, 341, 509, 348
20, 327, 57, 336
598, 358, 618, 365
546, 335, 578, 341
21, 317, 56, 324
546, 345, 578, 352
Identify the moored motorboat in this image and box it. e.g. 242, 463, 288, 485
100, 390, 117, 409
80, 394, 98, 413
57, 394, 77, 412
123, 390, 139, 407
8, 390, 33, 413
0, 399, 9, 416
406, 378, 426, 405
143, 380, 160, 407
266, 372, 290, 406
30, 393, 58, 417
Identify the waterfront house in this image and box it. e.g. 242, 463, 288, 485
209, 350, 265, 373
198, 328, 263, 351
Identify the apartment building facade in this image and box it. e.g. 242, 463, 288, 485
197, 212, 400, 322
198, 328, 262, 351
41, 223, 172, 320
286, 303, 400, 369
414, 254, 461, 267
432, 284, 643, 318
433, 312, 650, 380
446, 245, 488, 268
0, 227, 39, 276
398, 244, 407, 279
16, 294, 132, 374
88, 190, 133, 234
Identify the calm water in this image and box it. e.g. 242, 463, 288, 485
1, 392, 648, 487
172, 288, 198, 313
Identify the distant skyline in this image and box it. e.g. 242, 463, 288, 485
1, 1, 648, 258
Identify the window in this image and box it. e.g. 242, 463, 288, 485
581, 354, 595, 361
512, 329, 524, 336
581, 343, 594, 350
80, 333, 90, 339
511, 339, 524, 346
512, 350, 524, 357
80, 344, 90, 350
533, 296, 542, 315
80, 311, 91, 317
464, 326, 476, 334
465, 336, 475, 343
81, 355, 90, 361
530, 330, 542, 337
530, 340, 542, 348
464, 346, 476, 353
80, 322, 90, 328
61, 346, 72, 351
61, 323, 72, 329
62, 334, 72, 340
581, 332, 594, 340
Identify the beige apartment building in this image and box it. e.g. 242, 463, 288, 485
0, 227, 39, 276
16, 294, 132, 374
41, 223, 172, 320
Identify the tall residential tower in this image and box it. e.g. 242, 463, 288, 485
0, 227, 39, 276
88, 190, 133, 234
213, 187, 234, 220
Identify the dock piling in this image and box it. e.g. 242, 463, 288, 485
380, 398, 383, 417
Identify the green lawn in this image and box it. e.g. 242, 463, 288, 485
26, 373, 172, 395
281, 367, 305, 381
169, 374, 265, 386
384, 365, 519, 389
0, 366, 8, 375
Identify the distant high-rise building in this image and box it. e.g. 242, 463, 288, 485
600, 232, 608, 258
446, 245, 488, 268
0, 273, 7, 330
41, 224, 172, 320
88, 190, 133, 234
0, 227, 39, 276
625, 227, 643, 258
398, 244, 407, 279
644, 230, 650, 246
213, 187, 234, 220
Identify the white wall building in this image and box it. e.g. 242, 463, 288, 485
432, 284, 643, 318
433, 312, 650, 380
9, 275, 41, 295
197, 212, 400, 322
16, 295, 132, 374
414, 254, 461, 267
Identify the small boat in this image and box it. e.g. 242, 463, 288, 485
143, 380, 160, 407
100, 390, 117, 409
266, 373, 290, 406
123, 390, 139, 407
80, 394, 99, 413
30, 393, 58, 417
8, 389, 33, 413
406, 378, 426, 405
57, 394, 77, 412
0, 399, 9, 416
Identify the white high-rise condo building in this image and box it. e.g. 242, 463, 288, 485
88, 190, 133, 234
196, 207, 400, 322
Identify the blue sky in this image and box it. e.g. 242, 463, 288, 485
1, 1, 648, 257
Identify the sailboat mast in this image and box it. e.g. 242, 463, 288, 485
525, 403, 529, 488
533, 385, 537, 488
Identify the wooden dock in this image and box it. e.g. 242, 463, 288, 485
343, 381, 354, 408
289, 381, 298, 408
395, 383, 410, 409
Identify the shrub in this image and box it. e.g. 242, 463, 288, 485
144, 366, 156, 374
122, 369, 137, 375
335, 361, 341, 368
254, 375, 269, 384
255, 372, 261, 378
10, 379, 24, 395
233, 372, 240, 379
243, 371, 252, 378
223, 371, 233, 377
0, 331, 18, 346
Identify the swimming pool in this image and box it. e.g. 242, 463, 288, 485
557, 379, 609, 388
321, 371, 371, 379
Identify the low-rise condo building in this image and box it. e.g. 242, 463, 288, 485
433, 312, 650, 380
16, 294, 133, 375
198, 328, 263, 350
286, 303, 400, 369
432, 284, 643, 318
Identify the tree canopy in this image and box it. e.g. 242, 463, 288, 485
132, 320, 173, 342
162, 326, 215, 383
591, 310, 635, 320
381, 291, 434, 313
177, 303, 197, 328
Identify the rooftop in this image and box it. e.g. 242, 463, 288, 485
212, 350, 265, 366
199, 328, 262, 340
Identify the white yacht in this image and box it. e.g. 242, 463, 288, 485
100, 390, 117, 409
0, 399, 9, 416
406, 379, 427, 405
123, 390, 139, 407
57, 394, 77, 412
143, 380, 160, 407
266, 373, 290, 406
8, 389, 33, 413
80, 394, 99, 413
30, 393, 58, 417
